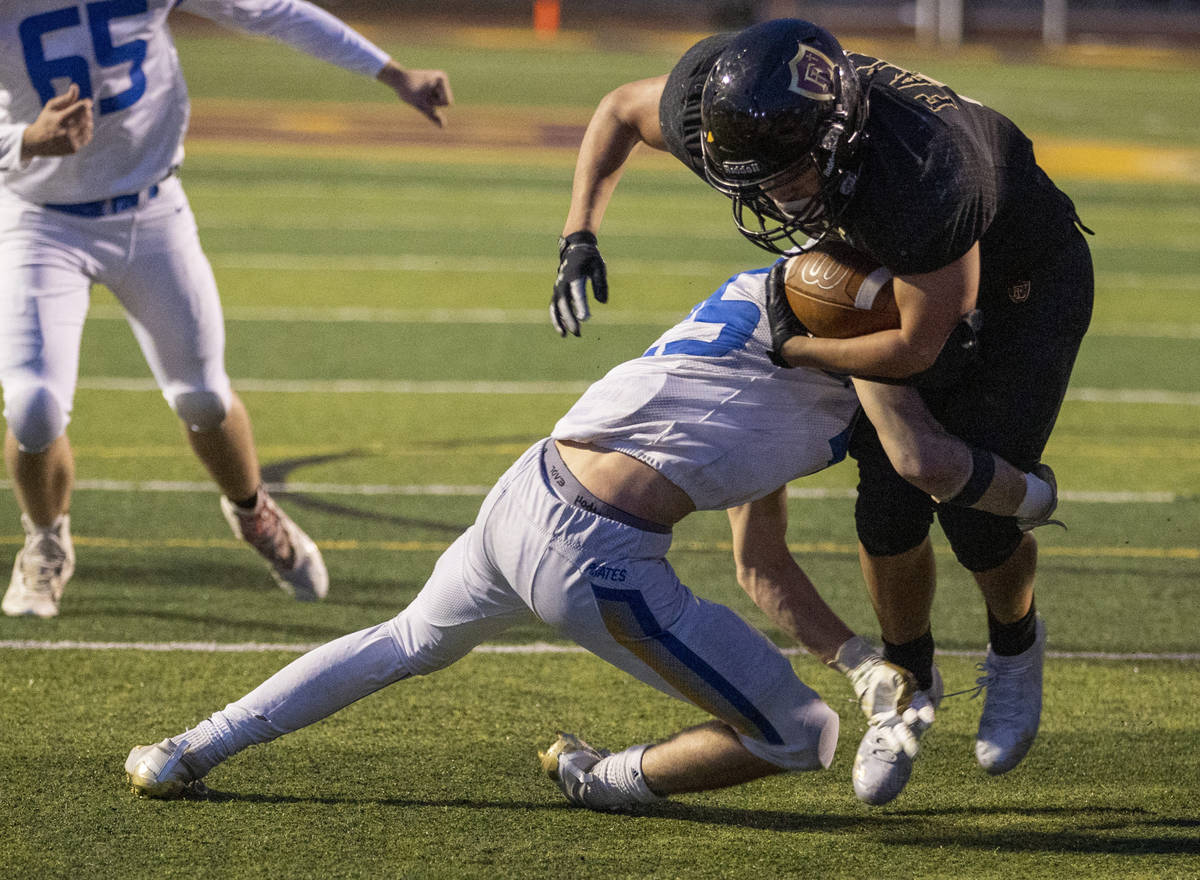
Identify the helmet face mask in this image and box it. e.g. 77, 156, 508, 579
700, 19, 864, 253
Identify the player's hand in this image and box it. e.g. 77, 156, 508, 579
551, 231, 607, 337
833, 636, 915, 725
869, 693, 937, 759
21, 84, 94, 161
377, 61, 452, 127
764, 259, 811, 367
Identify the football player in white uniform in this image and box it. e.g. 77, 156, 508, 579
125, 264, 1050, 808
0, 0, 452, 616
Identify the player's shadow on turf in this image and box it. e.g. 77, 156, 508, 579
262, 447, 534, 537
187, 792, 1200, 853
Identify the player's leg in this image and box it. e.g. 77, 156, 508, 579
126, 519, 535, 798
110, 180, 325, 599
843, 420, 943, 804
0, 206, 88, 617
935, 227, 1093, 774
506, 468, 838, 808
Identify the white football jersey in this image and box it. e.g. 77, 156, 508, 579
552, 266, 861, 511
0, 0, 388, 202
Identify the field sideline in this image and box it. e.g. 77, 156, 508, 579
2, 21, 1198, 880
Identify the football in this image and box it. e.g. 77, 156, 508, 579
780, 240, 899, 338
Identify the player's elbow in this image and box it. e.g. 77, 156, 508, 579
887, 443, 961, 498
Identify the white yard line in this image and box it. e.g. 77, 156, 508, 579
0, 479, 1182, 504
72, 376, 1200, 405
0, 638, 1195, 662
84, 303, 1200, 338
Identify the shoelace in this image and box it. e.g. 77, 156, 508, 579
941, 658, 1034, 707
236, 500, 296, 570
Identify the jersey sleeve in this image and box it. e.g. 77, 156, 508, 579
177, 0, 390, 77
0, 123, 29, 172
658, 33, 732, 181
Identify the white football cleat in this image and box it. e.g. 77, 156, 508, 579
975, 615, 1047, 775
125, 738, 207, 799
852, 665, 943, 806
538, 732, 610, 807
2, 514, 75, 618
221, 488, 328, 601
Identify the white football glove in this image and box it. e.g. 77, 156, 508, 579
833, 635, 914, 723
833, 636, 938, 759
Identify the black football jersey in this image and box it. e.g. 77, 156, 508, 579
659, 33, 734, 180
658, 41, 1080, 289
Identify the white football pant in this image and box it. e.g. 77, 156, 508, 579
197, 442, 839, 772
0, 175, 232, 450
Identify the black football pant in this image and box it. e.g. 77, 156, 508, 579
852, 227, 1094, 572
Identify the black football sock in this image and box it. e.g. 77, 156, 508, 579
234, 488, 260, 510
882, 629, 936, 692
988, 601, 1038, 656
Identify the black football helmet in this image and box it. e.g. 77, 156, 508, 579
701, 19, 867, 253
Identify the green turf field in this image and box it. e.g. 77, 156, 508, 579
1, 20, 1198, 880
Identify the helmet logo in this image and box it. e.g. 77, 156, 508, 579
721, 159, 763, 176
787, 45, 838, 102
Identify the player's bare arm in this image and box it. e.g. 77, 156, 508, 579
551, 76, 669, 336
563, 75, 669, 235
20, 85, 94, 162
852, 380, 1035, 516
376, 61, 452, 128
727, 488, 853, 663
729, 490, 925, 748
776, 244, 980, 379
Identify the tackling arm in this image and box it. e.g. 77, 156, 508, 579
727, 487, 854, 663
728, 489, 919, 733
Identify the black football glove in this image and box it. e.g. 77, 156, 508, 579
765, 260, 811, 368
551, 231, 608, 337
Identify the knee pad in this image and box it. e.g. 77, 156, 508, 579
853, 456, 935, 558
3, 384, 68, 452
937, 505, 1024, 572
737, 699, 839, 772
172, 390, 227, 432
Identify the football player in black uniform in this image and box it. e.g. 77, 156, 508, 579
552, 19, 1092, 805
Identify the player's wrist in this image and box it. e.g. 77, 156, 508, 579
831, 635, 878, 676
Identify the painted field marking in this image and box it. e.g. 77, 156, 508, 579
72, 376, 1200, 406
82, 302, 1200, 340
0, 533, 1192, 561
0, 479, 1186, 505
1, 638, 1196, 663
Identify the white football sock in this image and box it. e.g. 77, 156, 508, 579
575, 744, 661, 809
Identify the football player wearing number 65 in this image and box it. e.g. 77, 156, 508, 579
0, 0, 452, 617
127, 262, 1054, 807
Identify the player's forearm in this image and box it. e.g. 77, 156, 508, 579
780, 328, 935, 378
562, 98, 645, 235
738, 563, 855, 663
180, 0, 389, 77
